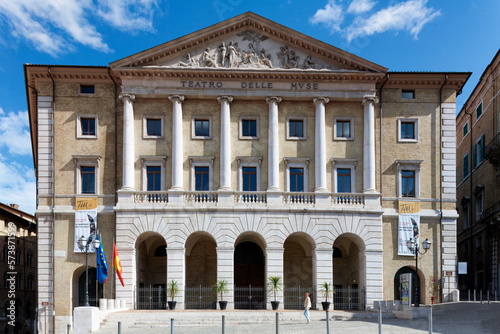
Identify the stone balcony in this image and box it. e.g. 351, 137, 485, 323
116, 189, 381, 212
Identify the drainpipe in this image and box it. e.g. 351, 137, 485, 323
378, 74, 389, 196
108, 67, 118, 299
438, 74, 447, 303
47, 67, 56, 333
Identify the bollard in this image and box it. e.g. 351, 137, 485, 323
118, 321, 121, 334
468, 289, 470, 302
67, 324, 71, 334
326, 310, 330, 334
171, 318, 174, 334
480, 290, 483, 304
222, 315, 225, 334
488, 290, 490, 304
474, 289, 476, 303
276, 312, 279, 334
378, 305, 382, 334
496, 290, 498, 302
428, 306, 432, 334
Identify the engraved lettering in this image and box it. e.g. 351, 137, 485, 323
216, 82, 223, 88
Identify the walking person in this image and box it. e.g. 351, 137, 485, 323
304, 292, 311, 324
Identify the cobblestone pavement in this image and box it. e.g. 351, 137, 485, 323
95, 302, 500, 334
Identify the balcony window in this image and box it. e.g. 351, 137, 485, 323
147, 166, 162, 191
337, 168, 351, 193
81, 166, 96, 194
195, 167, 210, 191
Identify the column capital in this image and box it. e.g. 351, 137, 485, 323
313, 97, 329, 105
168, 94, 185, 102
119, 93, 135, 101
217, 95, 233, 103
266, 96, 282, 104
362, 95, 379, 105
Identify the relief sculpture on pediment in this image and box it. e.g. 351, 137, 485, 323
171, 30, 341, 70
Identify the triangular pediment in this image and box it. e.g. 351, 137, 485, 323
110, 12, 387, 74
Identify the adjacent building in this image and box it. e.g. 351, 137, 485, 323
25, 12, 469, 334
0, 202, 37, 334
456, 49, 500, 297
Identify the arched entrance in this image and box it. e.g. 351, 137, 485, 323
185, 232, 217, 309
332, 233, 365, 310
136, 232, 167, 309
394, 266, 418, 303
76, 268, 103, 307
234, 235, 266, 309
283, 233, 314, 309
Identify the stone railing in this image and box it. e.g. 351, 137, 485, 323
129, 190, 379, 208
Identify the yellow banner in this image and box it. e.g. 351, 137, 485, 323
398, 201, 420, 214
76, 197, 98, 211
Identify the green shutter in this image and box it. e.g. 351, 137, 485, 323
473, 144, 477, 168
463, 154, 469, 179
480, 134, 485, 161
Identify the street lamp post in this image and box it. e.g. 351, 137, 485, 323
406, 238, 431, 307
77, 234, 100, 307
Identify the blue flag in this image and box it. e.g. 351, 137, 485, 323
96, 235, 108, 284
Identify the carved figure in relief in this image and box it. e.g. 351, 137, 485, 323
241, 43, 258, 65
258, 49, 273, 68
178, 52, 196, 67
218, 42, 227, 67
288, 50, 299, 68
227, 41, 239, 67
202, 47, 217, 67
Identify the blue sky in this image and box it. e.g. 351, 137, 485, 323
0, 0, 499, 214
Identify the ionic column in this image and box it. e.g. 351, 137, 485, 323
266, 97, 282, 191
314, 97, 329, 192
218, 96, 233, 190
362, 96, 379, 193
169, 95, 185, 190
119, 93, 136, 190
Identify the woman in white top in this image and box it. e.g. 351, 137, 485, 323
304, 292, 311, 324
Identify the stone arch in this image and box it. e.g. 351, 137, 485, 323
185, 232, 217, 288
392, 265, 427, 305
72, 265, 102, 307
283, 232, 314, 287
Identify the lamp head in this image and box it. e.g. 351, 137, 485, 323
77, 236, 86, 251
406, 238, 416, 252
422, 238, 431, 250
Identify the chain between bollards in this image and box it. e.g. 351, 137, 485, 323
276, 312, 279, 334
326, 309, 330, 334
378, 305, 382, 334
171, 318, 174, 334
118, 321, 121, 334
222, 315, 225, 334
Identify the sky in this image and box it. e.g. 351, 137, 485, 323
0, 0, 499, 214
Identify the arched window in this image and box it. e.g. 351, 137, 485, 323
15, 249, 21, 265
16, 274, 22, 290
27, 274, 34, 290
27, 251, 33, 267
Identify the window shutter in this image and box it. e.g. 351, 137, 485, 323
473, 144, 477, 168
480, 134, 485, 161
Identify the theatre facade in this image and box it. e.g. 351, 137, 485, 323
25, 12, 469, 333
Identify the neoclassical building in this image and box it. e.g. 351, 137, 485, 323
25, 12, 469, 333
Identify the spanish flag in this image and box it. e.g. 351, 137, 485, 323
113, 243, 124, 287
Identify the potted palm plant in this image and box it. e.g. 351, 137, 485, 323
267, 276, 283, 310
319, 282, 334, 310
167, 280, 179, 310
213, 279, 229, 310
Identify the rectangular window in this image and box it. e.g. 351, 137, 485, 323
289, 167, 304, 192
463, 153, 469, 180
401, 170, 415, 197
463, 204, 469, 230
289, 120, 304, 138
476, 102, 483, 120
147, 119, 162, 137
473, 134, 485, 168
242, 119, 257, 137
195, 119, 210, 137
463, 122, 469, 138
337, 168, 351, 193
475, 192, 483, 221
336, 120, 351, 138
401, 121, 415, 139
146, 166, 161, 191
242, 167, 257, 191
80, 85, 95, 94
81, 117, 96, 136
81, 166, 96, 194
195, 167, 209, 191
402, 90, 415, 99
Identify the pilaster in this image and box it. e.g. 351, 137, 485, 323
216, 247, 234, 309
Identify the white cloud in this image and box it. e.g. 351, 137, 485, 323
0, 0, 158, 56
0, 154, 36, 215
310, 0, 440, 42
0, 109, 32, 156
347, 0, 376, 14
0, 108, 36, 214
97, 0, 158, 32
346, 0, 441, 42
309, 0, 344, 33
